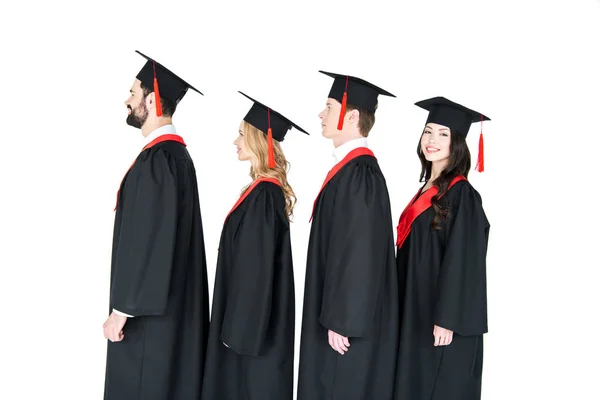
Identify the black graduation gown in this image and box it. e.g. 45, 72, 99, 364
394, 180, 489, 400
201, 181, 295, 400
104, 140, 209, 400
297, 155, 399, 400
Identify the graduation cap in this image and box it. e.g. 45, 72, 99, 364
415, 96, 491, 172
319, 70, 396, 130
240, 91, 309, 168
135, 50, 203, 117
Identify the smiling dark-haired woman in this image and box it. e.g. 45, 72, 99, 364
394, 97, 491, 400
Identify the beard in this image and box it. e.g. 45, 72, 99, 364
126, 101, 149, 129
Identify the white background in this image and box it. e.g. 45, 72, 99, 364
1, 0, 599, 398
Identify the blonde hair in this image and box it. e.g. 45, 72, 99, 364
240, 121, 297, 221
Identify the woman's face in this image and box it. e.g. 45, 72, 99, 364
421, 123, 451, 163
234, 121, 255, 162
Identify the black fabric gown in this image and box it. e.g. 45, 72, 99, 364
298, 154, 399, 400
202, 180, 295, 400
394, 180, 489, 400
104, 139, 209, 400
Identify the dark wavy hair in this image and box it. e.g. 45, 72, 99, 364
417, 127, 471, 230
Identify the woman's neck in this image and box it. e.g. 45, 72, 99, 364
252, 168, 266, 181
250, 157, 259, 173
429, 160, 447, 182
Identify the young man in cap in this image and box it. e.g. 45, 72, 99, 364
297, 71, 399, 400
102, 50, 209, 400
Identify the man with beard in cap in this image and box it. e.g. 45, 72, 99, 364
102, 50, 209, 400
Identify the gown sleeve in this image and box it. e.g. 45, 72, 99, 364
110, 148, 178, 317
319, 162, 393, 338
220, 187, 280, 356
434, 182, 490, 336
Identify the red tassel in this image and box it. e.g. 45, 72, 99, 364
337, 76, 349, 130
268, 128, 275, 168
475, 116, 484, 172
267, 108, 276, 168
153, 62, 163, 117
337, 91, 347, 130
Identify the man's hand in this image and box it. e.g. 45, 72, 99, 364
328, 330, 350, 355
433, 325, 453, 346
103, 312, 127, 342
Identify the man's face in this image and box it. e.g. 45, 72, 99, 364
318, 98, 342, 139
125, 79, 148, 129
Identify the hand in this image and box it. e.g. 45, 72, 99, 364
433, 325, 453, 346
328, 330, 350, 355
103, 312, 127, 342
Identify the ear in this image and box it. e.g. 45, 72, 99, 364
145, 91, 156, 110
348, 108, 360, 125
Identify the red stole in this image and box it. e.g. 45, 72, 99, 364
395, 175, 466, 248
309, 147, 375, 222
114, 134, 186, 211
224, 178, 281, 223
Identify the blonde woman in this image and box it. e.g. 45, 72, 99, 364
201, 92, 308, 400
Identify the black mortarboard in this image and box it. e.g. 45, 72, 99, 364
415, 96, 490, 136
239, 91, 309, 168
135, 50, 203, 116
319, 70, 396, 130
415, 96, 491, 172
